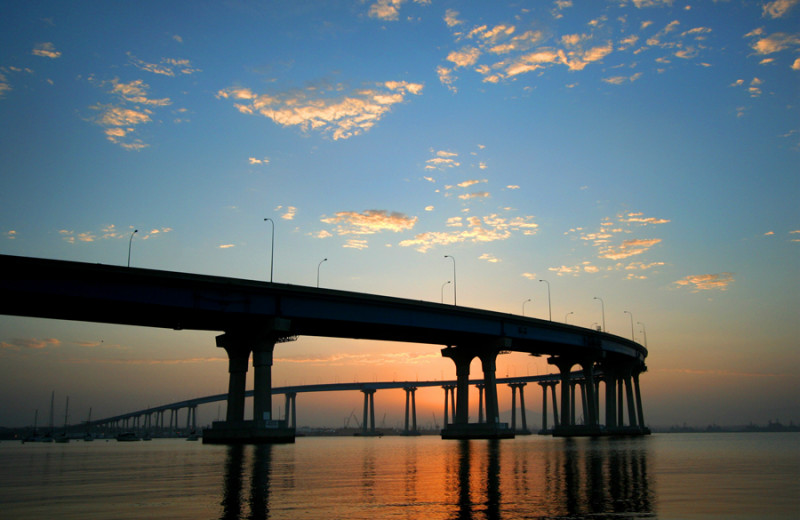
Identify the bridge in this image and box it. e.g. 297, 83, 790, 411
85, 372, 592, 438
0, 254, 649, 443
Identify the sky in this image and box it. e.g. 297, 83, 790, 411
1, 0, 798, 431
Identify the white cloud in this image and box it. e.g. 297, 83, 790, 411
32, 42, 61, 59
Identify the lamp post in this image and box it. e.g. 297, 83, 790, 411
565, 311, 573, 324
263, 218, 274, 283
593, 296, 605, 331
317, 258, 327, 288
539, 279, 551, 321
522, 298, 531, 316
638, 321, 648, 347
444, 255, 456, 305
127, 229, 138, 267
441, 281, 451, 303
624, 310, 635, 341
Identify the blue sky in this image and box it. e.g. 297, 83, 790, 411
1, 0, 798, 429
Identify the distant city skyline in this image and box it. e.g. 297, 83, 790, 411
1, 0, 798, 428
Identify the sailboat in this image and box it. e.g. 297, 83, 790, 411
54, 396, 70, 443
83, 408, 94, 441
22, 409, 52, 443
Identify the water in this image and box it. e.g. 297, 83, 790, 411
1, 433, 797, 519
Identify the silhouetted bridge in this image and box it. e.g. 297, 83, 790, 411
0, 254, 649, 442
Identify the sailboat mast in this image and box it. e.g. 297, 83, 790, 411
49, 391, 54, 433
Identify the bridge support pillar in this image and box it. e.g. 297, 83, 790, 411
549, 356, 603, 437
441, 343, 513, 440
284, 393, 296, 429
403, 387, 418, 435
360, 389, 377, 436
204, 322, 296, 444
476, 383, 485, 423
508, 382, 530, 434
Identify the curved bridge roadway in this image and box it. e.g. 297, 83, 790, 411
0, 254, 649, 442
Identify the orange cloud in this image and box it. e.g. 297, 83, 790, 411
321, 210, 418, 236
674, 273, 734, 291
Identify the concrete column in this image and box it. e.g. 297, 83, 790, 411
580, 383, 588, 425
549, 357, 576, 428
411, 387, 417, 432
252, 341, 275, 425
369, 391, 375, 433
478, 351, 500, 424
510, 384, 518, 431
518, 383, 528, 432
361, 389, 376, 435
403, 387, 417, 434
624, 373, 638, 427
633, 370, 645, 428
580, 361, 598, 427
540, 382, 548, 431
477, 384, 485, 423
284, 393, 296, 429
605, 373, 617, 428
570, 382, 577, 425
617, 379, 624, 426
550, 383, 559, 427
442, 347, 474, 426
442, 385, 453, 426
216, 333, 251, 423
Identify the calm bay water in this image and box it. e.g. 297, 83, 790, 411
1, 432, 797, 519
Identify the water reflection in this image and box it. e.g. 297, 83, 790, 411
221, 445, 273, 520
447, 437, 654, 519
217, 437, 654, 520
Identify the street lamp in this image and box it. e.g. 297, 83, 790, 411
638, 321, 648, 347
441, 280, 451, 304
317, 258, 327, 288
624, 310, 635, 340
565, 311, 574, 324
127, 229, 138, 267
539, 279, 551, 321
522, 298, 531, 316
264, 218, 274, 283
444, 255, 456, 305
593, 296, 605, 331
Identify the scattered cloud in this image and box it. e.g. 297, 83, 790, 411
128, 53, 200, 76
674, 272, 734, 291
762, 0, 799, 19
399, 214, 537, 253
32, 42, 61, 59
0, 72, 10, 98
59, 224, 170, 244
281, 206, 297, 220
521, 272, 537, 280
321, 210, 418, 238
425, 150, 460, 169
479, 253, 501, 263
5, 230, 16, 240
217, 80, 423, 140
89, 77, 175, 150
1, 338, 60, 350
276, 350, 439, 366
219, 244, 235, 249
249, 157, 270, 165
367, 0, 430, 21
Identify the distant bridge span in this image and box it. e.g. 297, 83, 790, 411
0, 254, 649, 441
